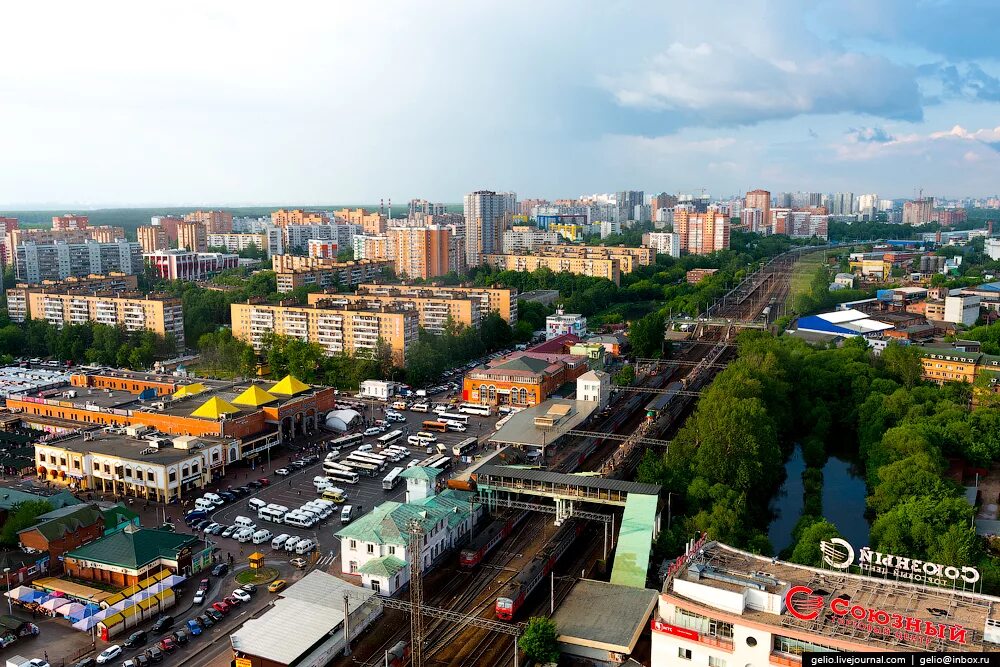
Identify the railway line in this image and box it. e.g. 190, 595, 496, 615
350, 250, 803, 667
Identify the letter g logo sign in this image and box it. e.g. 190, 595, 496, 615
820, 538, 854, 570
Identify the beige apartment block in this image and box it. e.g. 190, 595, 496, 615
306, 289, 480, 333
481, 253, 622, 285
357, 283, 517, 323
22, 290, 184, 341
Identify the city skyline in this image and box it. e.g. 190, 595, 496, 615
2, 1, 1000, 206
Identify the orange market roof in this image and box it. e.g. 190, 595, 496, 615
269, 375, 310, 396
172, 382, 207, 398
191, 396, 240, 419
233, 385, 278, 407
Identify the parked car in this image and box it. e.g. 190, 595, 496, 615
205, 608, 224, 622
186, 619, 203, 636
151, 615, 174, 633
247, 480, 263, 490
223, 595, 241, 607
209, 524, 226, 535
274, 468, 290, 476
96, 646, 122, 665
197, 613, 215, 627
157, 637, 176, 653
202, 522, 220, 534
72, 659, 96, 667
268, 579, 287, 593
212, 600, 231, 615
144, 646, 163, 663
257, 477, 271, 486
231, 589, 251, 603
123, 630, 147, 648
290, 557, 307, 569
241, 583, 257, 594
211, 563, 229, 577
221, 525, 238, 538
133, 655, 150, 667
171, 630, 188, 645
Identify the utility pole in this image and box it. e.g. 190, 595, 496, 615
409, 519, 425, 667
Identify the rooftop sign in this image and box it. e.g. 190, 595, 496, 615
821, 538, 980, 586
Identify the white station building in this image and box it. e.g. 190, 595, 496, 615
651, 539, 1000, 667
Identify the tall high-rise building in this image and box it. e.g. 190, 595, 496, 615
177, 222, 207, 252
650, 192, 678, 211
616, 190, 644, 222
903, 198, 935, 226
675, 209, 730, 255
150, 216, 182, 243
775, 192, 792, 208
463, 190, 516, 267
334, 208, 388, 235
744, 190, 771, 230
137, 225, 170, 253
16, 240, 143, 283
407, 199, 447, 218
51, 214, 89, 230
183, 210, 233, 234
270, 209, 330, 228
389, 225, 451, 280
831, 192, 855, 216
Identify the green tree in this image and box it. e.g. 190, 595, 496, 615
519, 617, 560, 663
880, 342, 923, 388
613, 364, 635, 386
628, 311, 665, 358
0, 500, 54, 545
788, 519, 842, 566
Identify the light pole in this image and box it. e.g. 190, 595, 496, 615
4, 567, 11, 615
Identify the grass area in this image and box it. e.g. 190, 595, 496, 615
788, 252, 829, 305
235, 566, 279, 585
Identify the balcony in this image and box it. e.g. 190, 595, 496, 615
769, 652, 801, 667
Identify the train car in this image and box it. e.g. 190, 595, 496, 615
446, 446, 520, 492
644, 381, 683, 417
495, 521, 583, 620
459, 511, 527, 568
386, 640, 410, 667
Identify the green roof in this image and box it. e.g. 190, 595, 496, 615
399, 466, 442, 482
66, 528, 198, 570
610, 493, 659, 589
357, 555, 406, 577
495, 356, 552, 374
336, 489, 477, 546
0, 487, 80, 511
920, 348, 981, 362
19, 503, 103, 542
102, 504, 140, 532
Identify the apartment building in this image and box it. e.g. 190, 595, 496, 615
271, 209, 329, 227
482, 253, 621, 285
388, 225, 451, 279
920, 348, 1000, 384
464, 191, 516, 267
903, 198, 935, 225
206, 233, 270, 255
6, 274, 138, 321
306, 289, 480, 333
231, 301, 417, 364
357, 283, 517, 324
144, 249, 239, 281
284, 223, 358, 253
272, 257, 391, 292
150, 216, 183, 242
675, 209, 730, 254
537, 244, 654, 271
6, 227, 127, 263
352, 234, 393, 262
183, 210, 233, 234
787, 212, 829, 240
307, 239, 338, 259
51, 214, 90, 230
177, 221, 207, 252
502, 226, 560, 254
21, 291, 184, 341
137, 225, 170, 253
643, 232, 681, 258
334, 208, 387, 235
16, 240, 143, 283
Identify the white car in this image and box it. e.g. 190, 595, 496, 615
96, 645, 122, 664
275, 468, 291, 476
231, 589, 252, 603
363, 426, 382, 436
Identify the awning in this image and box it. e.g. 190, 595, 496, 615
40, 597, 71, 612
58, 602, 86, 618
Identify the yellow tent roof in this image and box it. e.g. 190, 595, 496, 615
191, 396, 240, 419
233, 385, 278, 407
268, 375, 310, 396
172, 382, 206, 398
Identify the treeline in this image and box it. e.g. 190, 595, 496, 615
791, 264, 873, 317
0, 318, 174, 369
638, 332, 1000, 592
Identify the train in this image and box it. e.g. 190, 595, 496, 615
446, 446, 522, 493
494, 521, 584, 621
459, 511, 528, 568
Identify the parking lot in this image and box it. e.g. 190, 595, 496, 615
199, 403, 495, 571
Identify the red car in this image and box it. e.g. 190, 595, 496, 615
158, 637, 177, 653
257, 477, 271, 487
211, 601, 231, 615
223, 595, 241, 607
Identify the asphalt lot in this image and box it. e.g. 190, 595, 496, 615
202, 404, 494, 571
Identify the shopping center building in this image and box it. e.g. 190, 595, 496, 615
651, 539, 1000, 666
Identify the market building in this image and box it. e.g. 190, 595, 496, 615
17, 503, 106, 567
63, 525, 205, 587
463, 351, 589, 408
651, 539, 1000, 667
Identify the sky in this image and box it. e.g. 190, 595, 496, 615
1, 0, 999, 207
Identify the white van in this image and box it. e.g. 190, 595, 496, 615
340, 505, 354, 524
248, 498, 266, 512
324, 449, 341, 461
194, 498, 215, 511
271, 533, 290, 549
407, 435, 423, 446
283, 536, 301, 552
234, 515, 256, 529
204, 493, 224, 507
295, 539, 317, 555
284, 513, 312, 529
252, 529, 273, 544
236, 528, 255, 543
313, 477, 331, 492
357, 444, 374, 453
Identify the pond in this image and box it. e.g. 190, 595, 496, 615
768, 445, 870, 555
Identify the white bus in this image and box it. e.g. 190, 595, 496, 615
352, 450, 388, 465
458, 403, 492, 417
331, 433, 363, 450
452, 437, 478, 458
341, 460, 380, 476
258, 507, 287, 524
439, 412, 469, 425
382, 466, 405, 491
377, 430, 404, 447
323, 460, 352, 475
326, 469, 359, 485
424, 454, 453, 472
347, 453, 387, 470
